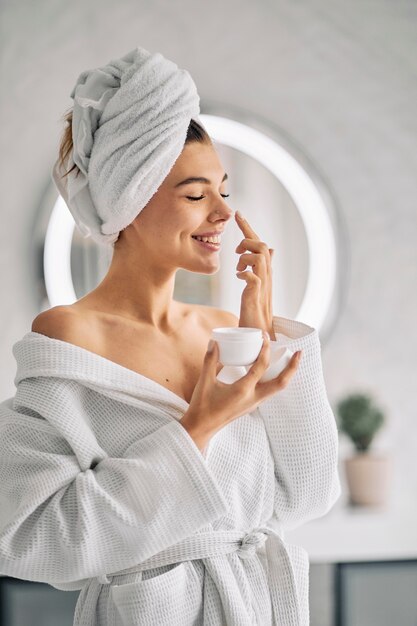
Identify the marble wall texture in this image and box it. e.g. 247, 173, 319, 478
1, 2, 416, 623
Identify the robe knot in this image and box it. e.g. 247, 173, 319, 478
96, 573, 112, 584
237, 530, 267, 560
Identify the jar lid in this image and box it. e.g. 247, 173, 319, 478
211, 327, 262, 342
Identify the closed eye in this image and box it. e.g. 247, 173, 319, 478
187, 194, 230, 201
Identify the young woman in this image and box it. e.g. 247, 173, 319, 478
0, 47, 341, 625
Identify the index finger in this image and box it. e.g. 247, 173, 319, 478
257, 351, 302, 399
235, 211, 261, 240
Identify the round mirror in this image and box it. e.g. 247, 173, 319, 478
33, 104, 347, 343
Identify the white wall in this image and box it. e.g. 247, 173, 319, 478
1, 0, 416, 510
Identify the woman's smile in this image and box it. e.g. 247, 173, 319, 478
191, 230, 223, 252
191, 235, 221, 251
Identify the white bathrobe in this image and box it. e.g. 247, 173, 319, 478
0, 315, 341, 626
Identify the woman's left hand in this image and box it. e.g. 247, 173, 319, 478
234, 211, 276, 340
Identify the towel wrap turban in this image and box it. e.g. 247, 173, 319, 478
51, 46, 202, 246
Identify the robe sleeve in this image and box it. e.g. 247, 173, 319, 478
256, 315, 342, 531
0, 379, 229, 587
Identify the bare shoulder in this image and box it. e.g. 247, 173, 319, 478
192, 304, 239, 328
31, 305, 94, 345
214, 308, 239, 327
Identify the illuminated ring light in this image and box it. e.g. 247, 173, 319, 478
44, 114, 336, 330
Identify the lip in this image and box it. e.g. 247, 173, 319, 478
191, 230, 224, 237
192, 238, 221, 252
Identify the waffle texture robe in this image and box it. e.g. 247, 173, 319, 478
0, 315, 341, 625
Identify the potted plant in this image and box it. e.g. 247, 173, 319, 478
335, 392, 392, 507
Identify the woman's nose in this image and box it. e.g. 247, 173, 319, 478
212, 198, 233, 221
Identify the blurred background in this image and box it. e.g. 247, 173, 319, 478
1, 0, 417, 624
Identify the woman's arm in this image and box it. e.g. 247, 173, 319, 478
0, 381, 228, 586
256, 315, 342, 531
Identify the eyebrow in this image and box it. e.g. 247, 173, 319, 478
174, 173, 228, 187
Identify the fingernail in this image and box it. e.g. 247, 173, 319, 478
236, 210, 244, 220
208, 339, 214, 352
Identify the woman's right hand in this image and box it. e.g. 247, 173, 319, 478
180, 332, 303, 450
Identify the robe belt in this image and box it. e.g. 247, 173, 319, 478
74, 524, 305, 626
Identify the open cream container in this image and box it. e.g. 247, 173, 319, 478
211, 327, 263, 366
211, 326, 294, 384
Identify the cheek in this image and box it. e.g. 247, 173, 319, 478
136, 209, 174, 242
138, 201, 199, 244
152, 224, 186, 247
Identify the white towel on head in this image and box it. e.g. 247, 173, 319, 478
51, 46, 202, 246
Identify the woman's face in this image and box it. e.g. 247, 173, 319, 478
122, 140, 233, 274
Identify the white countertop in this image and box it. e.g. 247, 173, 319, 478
285, 491, 417, 563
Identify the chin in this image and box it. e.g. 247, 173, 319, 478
186, 261, 220, 275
